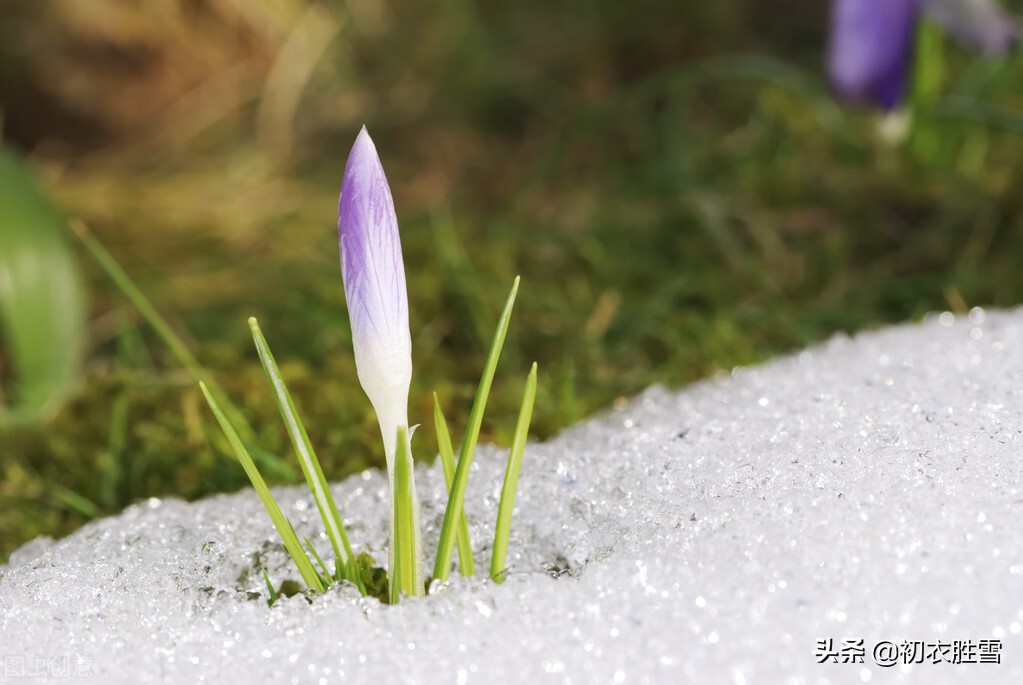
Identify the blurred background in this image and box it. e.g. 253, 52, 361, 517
2, 0, 1022, 563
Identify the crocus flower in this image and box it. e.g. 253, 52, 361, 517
828, 0, 920, 110
923, 0, 1017, 53
338, 126, 425, 596
828, 0, 1017, 110
338, 126, 413, 479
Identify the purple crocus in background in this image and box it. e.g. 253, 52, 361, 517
828, 0, 1017, 110
828, 0, 921, 110
338, 126, 414, 477
924, 0, 1018, 53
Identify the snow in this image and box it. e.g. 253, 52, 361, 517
2, 308, 1023, 684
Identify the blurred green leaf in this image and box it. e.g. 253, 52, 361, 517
0, 146, 86, 421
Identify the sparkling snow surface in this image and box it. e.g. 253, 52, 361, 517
3, 309, 1023, 684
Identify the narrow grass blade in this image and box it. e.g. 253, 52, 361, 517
390, 426, 421, 603
45, 480, 101, 519
199, 382, 325, 592
261, 567, 279, 606
99, 390, 129, 511
69, 218, 293, 480
433, 393, 474, 576
344, 554, 368, 596
249, 317, 355, 572
491, 362, 538, 582
433, 277, 519, 582
304, 536, 331, 582
71, 219, 216, 404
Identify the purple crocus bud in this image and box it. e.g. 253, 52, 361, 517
923, 0, 1017, 53
828, 0, 920, 110
338, 126, 412, 476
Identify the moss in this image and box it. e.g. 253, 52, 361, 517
4, 1, 1023, 563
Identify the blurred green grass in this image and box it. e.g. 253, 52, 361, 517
0, 146, 86, 421
3, 0, 1023, 563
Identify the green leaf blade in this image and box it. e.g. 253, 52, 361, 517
71, 218, 294, 481
249, 317, 355, 572
491, 362, 538, 582
199, 382, 325, 593
305, 536, 332, 583
261, 567, 279, 606
344, 554, 368, 596
390, 426, 422, 603
433, 277, 519, 582
433, 393, 475, 576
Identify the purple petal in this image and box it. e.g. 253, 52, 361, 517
923, 0, 1018, 53
828, 0, 920, 110
337, 127, 412, 409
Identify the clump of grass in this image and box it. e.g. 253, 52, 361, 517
203, 276, 534, 603
73, 128, 540, 604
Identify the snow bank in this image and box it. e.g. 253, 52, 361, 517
3, 308, 1022, 684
